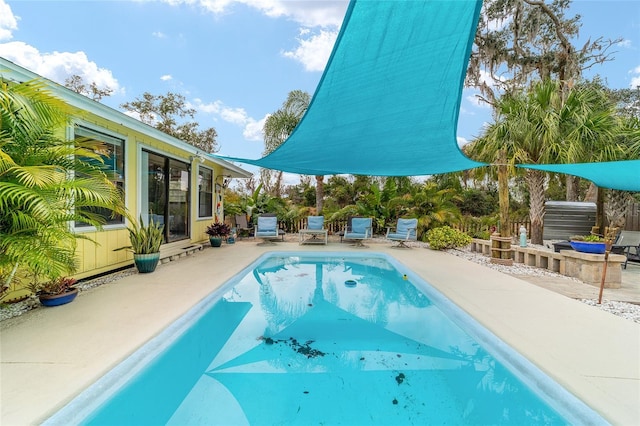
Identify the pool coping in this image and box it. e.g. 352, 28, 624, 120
2, 242, 638, 425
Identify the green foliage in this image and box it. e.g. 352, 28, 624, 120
570, 234, 604, 242
457, 188, 498, 216
425, 226, 472, 250
205, 222, 230, 237
120, 92, 218, 153
115, 215, 164, 254
35, 276, 77, 296
0, 79, 125, 291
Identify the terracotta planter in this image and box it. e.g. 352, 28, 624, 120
134, 252, 161, 273
39, 288, 78, 307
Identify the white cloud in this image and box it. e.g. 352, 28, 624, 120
0, 0, 18, 42
618, 39, 631, 48
161, 0, 347, 28
457, 136, 469, 147
158, 0, 344, 71
192, 99, 264, 141
0, 41, 123, 95
0, 1, 122, 96
281, 28, 337, 72
152, 31, 167, 39
243, 115, 266, 141
629, 66, 640, 88
160, 74, 173, 81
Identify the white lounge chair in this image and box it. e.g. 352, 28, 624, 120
299, 216, 327, 245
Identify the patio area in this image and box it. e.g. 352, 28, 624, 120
1, 238, 639, 425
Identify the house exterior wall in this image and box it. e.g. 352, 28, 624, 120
1, 57, 251, 281
70, 113, 230, 279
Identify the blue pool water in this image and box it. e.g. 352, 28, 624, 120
47, 252, 604, 425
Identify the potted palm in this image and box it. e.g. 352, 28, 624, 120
205, 222, 231, 247
115, 214, 165, 272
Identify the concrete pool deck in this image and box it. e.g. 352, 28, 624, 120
1, 240, 639, 425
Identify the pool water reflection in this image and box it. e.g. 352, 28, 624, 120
48, 253, 603, 425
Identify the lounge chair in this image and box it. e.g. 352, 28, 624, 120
339, 216, 355, 243
385, 218, 418, 248
234, 214, 253, 239
613, 230, 640, 269
260, 213, 285, 241
254, 215, 280, 245
343, 217, 372, 247
299, 216, 327, 245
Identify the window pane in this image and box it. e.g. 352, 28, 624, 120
168, 159, 190, 241
198, 167, 213, 217
74, 126, 124, 227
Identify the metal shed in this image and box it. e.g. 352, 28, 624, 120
543, 201, 597, 241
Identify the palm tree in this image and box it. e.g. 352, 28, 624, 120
0, 79, 125, 294
408, 182, 462, 239
263, 90, 327, 213
468, 80, 622, 244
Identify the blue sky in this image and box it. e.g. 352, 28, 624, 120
1, 0, 638, 181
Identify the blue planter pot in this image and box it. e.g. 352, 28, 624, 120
39, 288, 78, 307
209, 237, 223, 247
570, 241, 606, 254
134, 253, 161, 273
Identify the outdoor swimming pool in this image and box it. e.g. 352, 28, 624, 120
46, 252, 604, 425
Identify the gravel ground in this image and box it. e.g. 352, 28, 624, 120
444, 245, 640, 324
2, 242, 639, 324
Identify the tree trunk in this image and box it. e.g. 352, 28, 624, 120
490, 151, 513, 265
596, 186, 606, 233
315, 175, 324, 214
584, 182, 597, 202
498, 159, 510, 238
565, 175, 579, 201
605, 189, 630, 230
527, 169, 546, 245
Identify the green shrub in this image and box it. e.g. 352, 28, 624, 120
426, 226, 472, 250
570, 234, 603, 242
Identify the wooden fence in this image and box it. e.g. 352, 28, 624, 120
623, 202, 639, 231
236, 202, 638, 238
248, 217, 531, 238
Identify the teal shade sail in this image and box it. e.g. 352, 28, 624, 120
216, 0, 485, 176
520, 161, 640, 192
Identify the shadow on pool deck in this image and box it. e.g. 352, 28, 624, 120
1, 239, 638, 425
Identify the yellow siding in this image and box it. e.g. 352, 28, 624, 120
68, 115, 225, 279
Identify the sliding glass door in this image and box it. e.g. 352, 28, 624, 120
141, 150, 190, 242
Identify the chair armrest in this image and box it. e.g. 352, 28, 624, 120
405, 226, 416, 239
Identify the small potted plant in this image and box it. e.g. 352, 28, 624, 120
205, 222, 231, 247
569, 234, 606, 254
114, 214, 165, 273
33, 276, 78, 307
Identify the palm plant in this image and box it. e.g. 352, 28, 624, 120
0, 79, 125, 295
467, 79, 622, 244
117, 214, 164, 254
263, 90, 328, 213
408, 182, 462, 239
